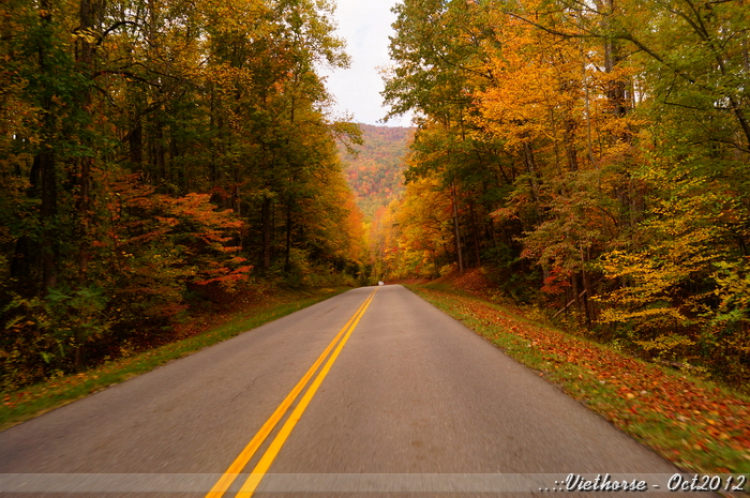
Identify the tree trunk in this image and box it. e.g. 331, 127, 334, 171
74, 0, 100, 372
151, 123, 166, 183
129, 117, 143, 168
564, 116, 579, 172
284, 204, 292, 273
451, 181, 464, 273
522, 141, 541, 205
580, 245, 595, 326
39, 149, 58, 293
580, 40, 597, 167
469, 200, 481, 267
37, 2, 59, 294
261, 197, 272, 270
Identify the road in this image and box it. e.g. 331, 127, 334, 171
0, 285, 691, 497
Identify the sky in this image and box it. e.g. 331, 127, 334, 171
320, 0, 413, 128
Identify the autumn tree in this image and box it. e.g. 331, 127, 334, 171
0, 0, 366, 389
384, 0, 510, 275
383, 0, 750, 383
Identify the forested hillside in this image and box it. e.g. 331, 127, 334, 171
0, 0, 366, 389
381, 0, 750, 386
340, 124, 412, 218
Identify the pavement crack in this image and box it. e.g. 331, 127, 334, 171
233, 372, 269, 400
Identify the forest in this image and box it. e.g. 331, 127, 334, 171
2, 0, 749, 393
340, 123, 412, 219
0, 0, 368, 389
380, 0, 750, 385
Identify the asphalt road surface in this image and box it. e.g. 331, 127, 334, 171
0, 285, 695, 497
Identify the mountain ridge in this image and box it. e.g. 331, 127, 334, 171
339, 123, 413, 219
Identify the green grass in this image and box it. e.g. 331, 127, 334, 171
0, 286, 349, 432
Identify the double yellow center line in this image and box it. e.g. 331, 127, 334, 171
205, 287, 379, 498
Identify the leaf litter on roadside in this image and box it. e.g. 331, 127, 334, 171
411, 285, 750, 474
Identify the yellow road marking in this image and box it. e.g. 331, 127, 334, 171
235, 289, 378, 497
204, 288, 377, 498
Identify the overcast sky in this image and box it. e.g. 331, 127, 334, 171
320, 0, 413, 128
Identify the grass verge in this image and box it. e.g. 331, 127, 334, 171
0, 286, 349, 432
408, 283, 750, 475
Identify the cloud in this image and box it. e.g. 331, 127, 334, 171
320, 0, 413, 127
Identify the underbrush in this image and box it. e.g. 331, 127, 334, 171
0, 261, 364, 394
428, 267, 750, 393
0, 285, 349, 431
